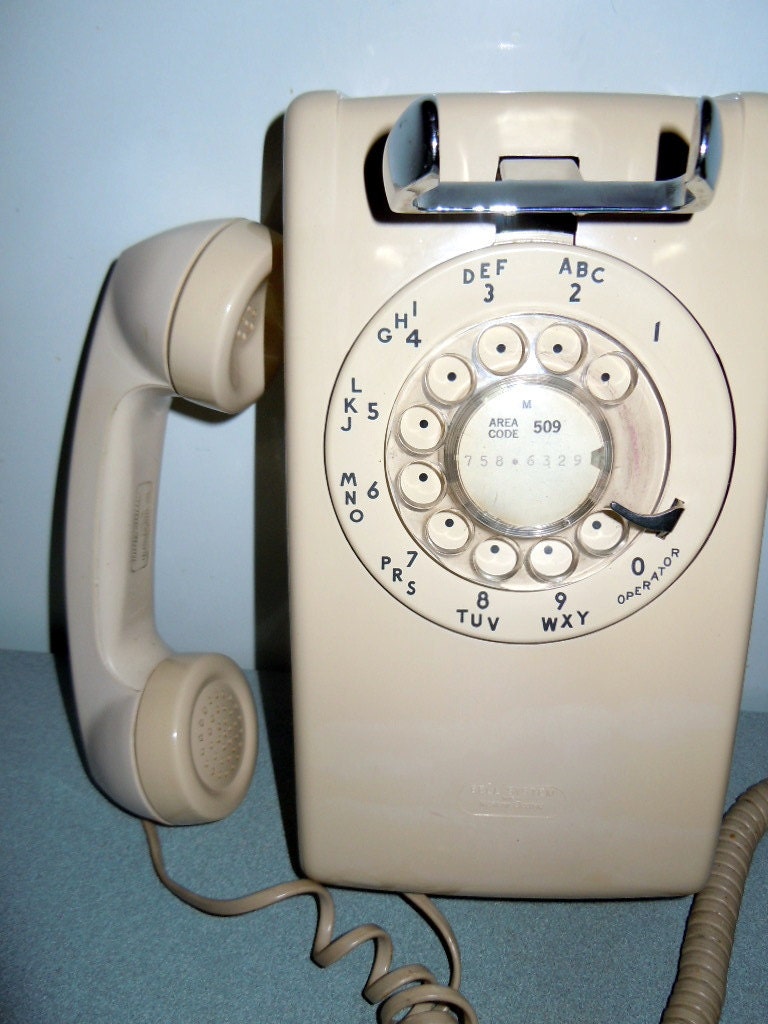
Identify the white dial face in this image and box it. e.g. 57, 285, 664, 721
448, 378, 610, 536
324, 242, 734, 643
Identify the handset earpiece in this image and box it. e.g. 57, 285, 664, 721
66, 219, 274, 824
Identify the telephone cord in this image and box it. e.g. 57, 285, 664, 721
142, 778, 767, 1024
141, 820, 478, 1023
660, 777, 768, 1024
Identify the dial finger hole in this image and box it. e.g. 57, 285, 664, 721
472, 539, 519, 579
585, 353, 637, 404
426, 510, 472, 553
425, 355, 474, 404
398, 406, 444, 453
528, 539, 577, 580
476, 323, 526, 375
536, 323, 585, 374
398, 463, 445, 509
577, 510, 626, 554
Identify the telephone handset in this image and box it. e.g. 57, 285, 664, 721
66, 92, 768, 1020
65, 218, 274, 823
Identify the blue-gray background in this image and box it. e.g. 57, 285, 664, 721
3, 0, 768, 708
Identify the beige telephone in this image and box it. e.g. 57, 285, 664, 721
66, 92, 768, 1021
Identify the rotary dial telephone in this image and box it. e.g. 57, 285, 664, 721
64, 91, 768, 1022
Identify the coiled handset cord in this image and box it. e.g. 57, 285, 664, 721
141, 820, 477, 1023
142, 778, 767, 1023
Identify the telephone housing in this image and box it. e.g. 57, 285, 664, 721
65, 90, 768, 901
